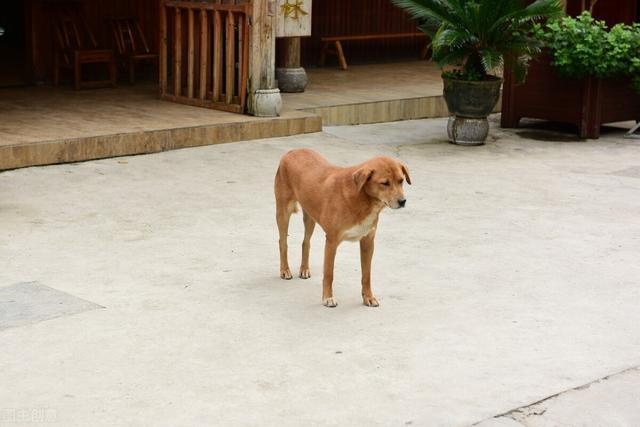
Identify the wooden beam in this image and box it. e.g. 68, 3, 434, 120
241, 12, 250, 108
212, 10, 222, 102
164, 1, 247, 12
160, 94, 244, 113
225, 11, 235, 104
187, 9, 195, 98
321, 32, 425, 42
237, 14, 247, 104
173, 7, 182, 96
159, 2, 168, 95
199, 10, 209, 100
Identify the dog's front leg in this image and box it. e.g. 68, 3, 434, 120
322, 236, 340, 307
360, 232, 379, 307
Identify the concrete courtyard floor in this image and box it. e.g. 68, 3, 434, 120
1, 117, 640, 426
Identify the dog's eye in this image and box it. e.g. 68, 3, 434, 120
399, 179, 404, 184
381, 181, 390, 186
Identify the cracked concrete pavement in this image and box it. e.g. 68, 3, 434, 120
1, 117, 640, 426
476, 366, 640, 427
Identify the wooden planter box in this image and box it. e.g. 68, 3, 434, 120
501, 56, 640, 138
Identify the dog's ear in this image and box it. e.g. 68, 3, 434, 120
401, 163, 412, 185
353, 167, 373, 191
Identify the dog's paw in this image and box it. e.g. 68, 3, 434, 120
323, 297, 338, 308
362, 295, 379, 307
299, 268, 311, 279
280, 268, 293, 280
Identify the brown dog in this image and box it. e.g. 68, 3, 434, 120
274, 149, 411, 307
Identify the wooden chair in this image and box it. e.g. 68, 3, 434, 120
110, 17, 158, 84
53, 6, 117, 89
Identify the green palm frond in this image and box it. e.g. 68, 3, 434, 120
391, 0, 462, 29
489, 0, 564, 32
433, 28, 477, 50
392, 0, 565, 80
480, 49, 503, 71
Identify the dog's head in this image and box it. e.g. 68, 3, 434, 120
353, 157, 411, 209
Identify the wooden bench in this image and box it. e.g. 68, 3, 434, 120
319, 32, 429, 70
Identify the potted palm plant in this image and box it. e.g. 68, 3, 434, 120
392, 0, 564, 145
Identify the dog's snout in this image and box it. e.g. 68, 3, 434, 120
398, 198, 406, 208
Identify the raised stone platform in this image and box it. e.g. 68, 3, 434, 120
1, 61, 473, 170
0, 84, 321, 170
283, 60, 451, 125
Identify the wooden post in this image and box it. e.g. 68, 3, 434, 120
238, 14, 247, 100
276, 37, 308, 93
173, 7, 182, 96
226, 11, 236, 104
187, 9, 195, 98
159, 2, 167, 96
249, 0, 281, 115
199, 10, 208, 100
213, 10, 222, 102
250, 0, 276, 90
282, 37, 301, 68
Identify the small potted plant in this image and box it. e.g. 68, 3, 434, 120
392, 0, 564, 145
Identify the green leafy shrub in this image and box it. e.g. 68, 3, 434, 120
534, 12, 640, 91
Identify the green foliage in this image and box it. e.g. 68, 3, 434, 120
391, 0, 564, 82
535, 12, 640, 91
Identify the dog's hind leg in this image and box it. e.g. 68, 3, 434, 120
275, 168, 297, 280
276, 202, 295, 280
299, 210, 316, 279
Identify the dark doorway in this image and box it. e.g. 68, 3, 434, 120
0, 0, 27, 87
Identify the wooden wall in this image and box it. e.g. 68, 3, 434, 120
32, 0, 640, 84
295, 0, 640, 67
27, 0, 159, 83
296, 0, 424, 67
566, 0, 638, 25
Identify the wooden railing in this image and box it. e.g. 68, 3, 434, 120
159, 0, 251, 113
